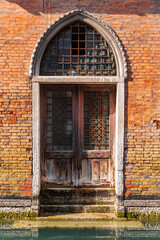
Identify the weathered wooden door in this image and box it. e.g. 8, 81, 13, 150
41, 85, 115, 186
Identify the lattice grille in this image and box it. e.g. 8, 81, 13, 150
46, 90, 72, 150
84, 91, 109, 150
40, 21, 116, 76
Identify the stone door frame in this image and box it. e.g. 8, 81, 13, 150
30, 9, 127, 211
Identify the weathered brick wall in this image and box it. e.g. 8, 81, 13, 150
0, 0, 159, 199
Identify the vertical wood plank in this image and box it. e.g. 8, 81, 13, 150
82, 159, 87, 183
100, 159, 108, 182
46, 159, 54, 182
46, 158, 72, 184
92, 160, 100, 183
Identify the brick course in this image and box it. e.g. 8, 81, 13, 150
0, 0, 160, 200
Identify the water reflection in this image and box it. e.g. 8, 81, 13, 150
1, 227, 160, 240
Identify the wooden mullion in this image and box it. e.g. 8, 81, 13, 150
93, 29, 95, 75
89, 92, 91, 150
70, 25, 72, 75
51, 90, 54, 150
65, 90, 67, 149
78, 21, 80, 75
102, 92, 104, 150
46, 151, 73, 159
62, 31, 64, 75
85, 25, 87, 75
109, 85, 116, 153
72, 86, 78, 186
77, 86, 84, 185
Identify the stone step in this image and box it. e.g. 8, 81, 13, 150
40, 204, 115, 214
38, 212, 117, 220
40, 187, 115, 205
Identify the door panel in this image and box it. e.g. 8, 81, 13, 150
82, 158, 109, 184
41, 85, 115, 187
41, 86, 76, 186
79, 86, 114, 186
46, 158, 72, 184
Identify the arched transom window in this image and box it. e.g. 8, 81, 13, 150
40, 21, 117, 76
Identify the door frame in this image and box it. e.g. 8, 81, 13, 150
31, 10, 126, 209
32, 77, 124, 201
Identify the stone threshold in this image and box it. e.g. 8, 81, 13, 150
12, 213, 143, 229
39, 213, 117, 220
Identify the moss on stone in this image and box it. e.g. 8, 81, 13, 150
126, 211, 160, 222
127, 212, 140, 219
115, 211, 125, 218
86, 206, 110, 213
0, 211, 38, 220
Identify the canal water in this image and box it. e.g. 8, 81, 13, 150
0, 226, 160, 240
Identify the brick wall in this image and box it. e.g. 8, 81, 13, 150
0, 0, 160, 199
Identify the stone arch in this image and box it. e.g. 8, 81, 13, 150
30, 9, 127, 79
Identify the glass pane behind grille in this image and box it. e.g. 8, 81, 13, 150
40, 21, 116, 76
84, 91, 109, 150
46, 90, 72, 150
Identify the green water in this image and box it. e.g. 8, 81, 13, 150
0, 227, 160, 240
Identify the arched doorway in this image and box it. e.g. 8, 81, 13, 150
31, 9, 127, 212
40, 20, 116, 187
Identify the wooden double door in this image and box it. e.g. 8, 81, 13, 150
41, 85, 115, 187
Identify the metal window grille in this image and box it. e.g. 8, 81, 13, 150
40, 21, 117, 76
46, 90, 72, 151
84, 91, 109, 150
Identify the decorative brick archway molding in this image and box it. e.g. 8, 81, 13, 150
30, 9, 127, 214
